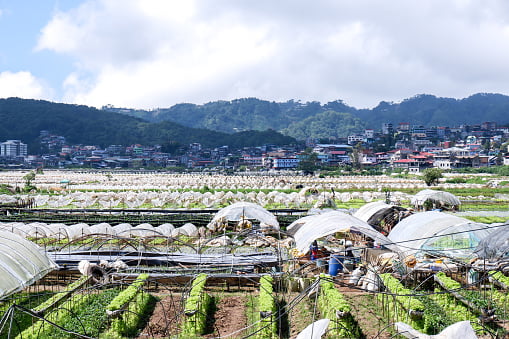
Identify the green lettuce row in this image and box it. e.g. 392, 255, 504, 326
435, 272, 500, 315
182, 273, 211, 337
435, 272, 508, 335
34, 275, 90, 313
380, 273, 425, 312
379, 273, 425, 331
257, 275, 277, 339
16, 289, 93, 339
490, 271, 509, 288
51, 288, 120, 339
101, 273, 152, 339
106, 273, 149, 312
482, 287, 509, 320
318, 274, 362, 338
430, 288, 482, 333
435, 272, 461, 289
0, 292, 55, 337
380, 273, 473, 334
101, 289, 155, 339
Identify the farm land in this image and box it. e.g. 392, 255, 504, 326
0, 169, 508, 338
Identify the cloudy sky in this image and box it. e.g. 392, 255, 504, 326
1, 0, 509, 110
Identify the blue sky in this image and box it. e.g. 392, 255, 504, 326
2, 1, 509, 110
0, 1, 80, 97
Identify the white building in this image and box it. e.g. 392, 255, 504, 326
347, 135, 364, 145
0, 140, 27, 157
272, 157, 299, 169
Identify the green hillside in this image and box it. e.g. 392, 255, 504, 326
0, 98, 296, 152
105, 93, 509, 139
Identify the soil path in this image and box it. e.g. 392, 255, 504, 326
337, 277, 393, 339
137, 294, 183, 338
205, 295, 248, 338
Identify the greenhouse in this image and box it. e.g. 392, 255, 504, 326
387, 211, 492, 259
353, 201, 410, 233
411, 189, 461, 211
207, 201, 279, 230
0, 230, 57, 299
291, 210, 400, 254
473, 223, 509, 260
0, 221, 201, 241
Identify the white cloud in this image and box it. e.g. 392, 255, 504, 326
0, 71, 53, 100
37, 0, 509, 109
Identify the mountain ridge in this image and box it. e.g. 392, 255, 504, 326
104, 93, 509, 138
0, 98, 296, 153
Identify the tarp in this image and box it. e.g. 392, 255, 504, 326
473, 223, 509, 259
0, 230, 58, 300
388, 211, 491, 259
292, 210, 401, 254
354, 201, 408, 227
411, 189, 461, 207
207, 202, 279, 230
395, 320, 477, 339
296, 319, 330, 339
354, 201, 393, 222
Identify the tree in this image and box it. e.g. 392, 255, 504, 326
422, 168, 443, 186
298, 148, 319, 175
349, 142, 364, 170
22, 171, 37, 192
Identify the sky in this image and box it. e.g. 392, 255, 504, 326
2, 0, 509, 110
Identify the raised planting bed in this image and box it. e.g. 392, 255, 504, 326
318, 274, 362, 338
489, 271, 509, 290
379, 273, 458, 335
379, 273, 426, 332
16, 281, 115, 338
433, 272, 505, 335
181, 273, 212, 337
102, 273, 155, 339
256, 274, 278, 339
0, 291, 55, 337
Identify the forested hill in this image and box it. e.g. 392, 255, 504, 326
0, 98, 296, 153
105, 93, 509, 138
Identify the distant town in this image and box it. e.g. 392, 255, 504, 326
1, 121, 509, 172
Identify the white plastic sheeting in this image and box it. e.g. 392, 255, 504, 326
0, 230, 57, 300
395, 320, 477, 339
113, 223, 133, 236
354, 201, 396, 222
292, 211, 400, 254
411, 189, 461, 207
388, 211, 491, 258
473, 224, 509, 259
130, 223, 157, 237
296, 319, 330, 339
180, 223, 198, 237
157, 223, 175, 236
89, 223, 115, 235
287, 214, 319, 236
0, 222, 196, 240
207, 202, 279, 229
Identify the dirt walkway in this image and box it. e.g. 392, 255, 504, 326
336, 277, 393, 339
137, 294, 183, 338
205, 296, 248, 338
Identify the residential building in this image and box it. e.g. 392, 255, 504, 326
272, 157, 299, 169
382, 123, 393, 135
0, 140, 27, 157
347, 135, 364, 145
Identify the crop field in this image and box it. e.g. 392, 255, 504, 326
0, 170, 509, 338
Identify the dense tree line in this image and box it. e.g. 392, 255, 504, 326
106, 93, 509, 140
0, 98, 296, 153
